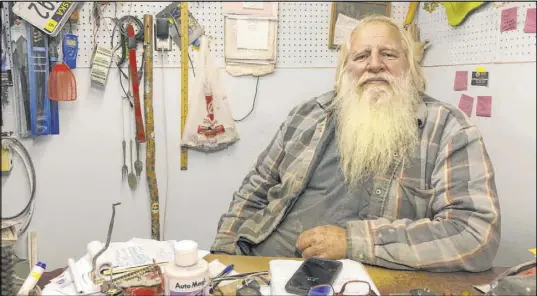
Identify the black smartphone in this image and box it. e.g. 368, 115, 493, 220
284, 258, 343, 295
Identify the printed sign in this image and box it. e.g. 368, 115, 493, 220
471, 71, 489, 87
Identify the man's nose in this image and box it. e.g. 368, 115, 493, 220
367, 52, 384, 73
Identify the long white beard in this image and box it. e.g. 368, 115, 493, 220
333, 72, 421, 186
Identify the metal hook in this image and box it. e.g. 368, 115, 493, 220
91, 202, 121, 280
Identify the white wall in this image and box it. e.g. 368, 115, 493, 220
3, 62, 536, 269
1, 68, 338, 269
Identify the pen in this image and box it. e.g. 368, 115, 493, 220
214, 264, 234, 279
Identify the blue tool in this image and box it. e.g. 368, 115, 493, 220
214, 264, 234, 279
62, 33, 78, 69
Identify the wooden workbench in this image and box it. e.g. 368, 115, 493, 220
204, 254, 505, 295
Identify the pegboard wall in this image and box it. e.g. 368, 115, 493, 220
417, 1, 536, 66
3, 2, 535, 68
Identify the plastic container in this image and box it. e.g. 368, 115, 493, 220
164, 240, 210, 296
17, 261, 46, 295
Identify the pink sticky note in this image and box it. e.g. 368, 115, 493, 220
524, 8, 536, 33
454, 71, 468, 91
501, 7, 518, 32
476, 96, 492, 117
458, 94, 474, 117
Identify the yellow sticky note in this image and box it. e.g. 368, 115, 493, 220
530, 248, 536, 255
476, 67, 486, 73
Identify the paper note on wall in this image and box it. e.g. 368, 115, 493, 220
236, 19, 269, 50
524, 8, 536, 33
334, 14, 360, 45
242, 2, 264, 10
458, 94, 474, 117
454, 71, 468, 91
476, 96, 492, 117
501, 7, 518, 32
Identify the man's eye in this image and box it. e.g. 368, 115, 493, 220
382, 52, 397, 58
353, 55, 367, 61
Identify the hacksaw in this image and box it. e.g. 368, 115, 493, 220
180, 2, 189, 170
143, 14, 160, 241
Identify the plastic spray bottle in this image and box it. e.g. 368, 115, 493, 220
164, 240, 210, 295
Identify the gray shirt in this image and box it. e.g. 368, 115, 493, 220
252, 131, 371, 257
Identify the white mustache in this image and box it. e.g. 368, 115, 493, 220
358, 75, 393, 85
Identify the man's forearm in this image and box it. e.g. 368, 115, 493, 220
345, 214, 500, 272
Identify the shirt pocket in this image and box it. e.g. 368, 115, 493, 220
396, 178, 435, 220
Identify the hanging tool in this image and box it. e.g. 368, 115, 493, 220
91, 202, 121, 281
143, 14, 160, 241
404, 2, 419, 28
404, 2, 430, 64
128, 140, 137, 190
135, 142, 142, 178
121, 138, 127, 180
127, 24, 146, 143
180, 2, 189, 170
48, 34, 77, 102
62, 32, 78, 69
127, 67, 137, 191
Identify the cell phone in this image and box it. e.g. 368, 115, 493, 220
284, 258, 343, 295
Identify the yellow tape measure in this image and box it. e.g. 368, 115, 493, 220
180, 2, 189, 170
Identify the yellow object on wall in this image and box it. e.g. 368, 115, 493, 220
440, 2, 486, 26
1, 146, 13, 172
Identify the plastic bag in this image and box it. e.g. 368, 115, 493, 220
181, 36, 240, 152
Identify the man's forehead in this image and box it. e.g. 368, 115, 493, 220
350, 21, 403, 51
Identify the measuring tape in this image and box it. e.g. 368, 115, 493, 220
180, 2, 189, 170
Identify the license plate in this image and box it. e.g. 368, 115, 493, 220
12, 1, 78, 37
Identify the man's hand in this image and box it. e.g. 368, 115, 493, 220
295, 225, 347, 259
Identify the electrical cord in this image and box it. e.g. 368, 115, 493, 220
1, 136, 36, 236
234, 76, 260, 122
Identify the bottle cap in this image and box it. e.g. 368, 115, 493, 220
174, 240, 199, 266
36, 261, 46, 269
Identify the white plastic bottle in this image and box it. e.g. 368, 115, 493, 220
17, 261, 46, 295
164, 240, 210, 296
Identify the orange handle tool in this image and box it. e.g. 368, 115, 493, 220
127, 24, 146, 143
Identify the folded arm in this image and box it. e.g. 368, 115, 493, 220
346, 125, 501, 272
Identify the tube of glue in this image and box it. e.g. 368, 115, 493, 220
17, 261, 46, 295
68, 258, 84, 294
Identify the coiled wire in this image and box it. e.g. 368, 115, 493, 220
1, 136, 36, 236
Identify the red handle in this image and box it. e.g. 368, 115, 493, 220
127, 25, 145, 143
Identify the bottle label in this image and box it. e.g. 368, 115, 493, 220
168, 277, 209, 296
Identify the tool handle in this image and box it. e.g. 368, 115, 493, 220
127, 25, 146, 143
122, 140, 126, 160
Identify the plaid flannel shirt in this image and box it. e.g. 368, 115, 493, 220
211, 90, 501, 272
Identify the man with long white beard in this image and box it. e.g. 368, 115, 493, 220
211, 15, 501, 272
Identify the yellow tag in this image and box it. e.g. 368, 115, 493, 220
1, 147, 12, 172
45, 19, 58, 33
476, 67, 486, 73
530, 248, 536, 255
